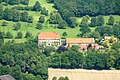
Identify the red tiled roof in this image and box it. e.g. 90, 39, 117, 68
80, 45, 87, 50
94, 43, 99, 47
38, 32, 60, 39
92, 43, 99, 48
66, 38, 95, 44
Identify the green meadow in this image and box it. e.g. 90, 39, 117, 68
0, 0, 120, 43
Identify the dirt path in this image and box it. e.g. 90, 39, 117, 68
48, 68, 120, 80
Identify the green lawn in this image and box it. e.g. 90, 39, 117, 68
0, 0, 80, 43
0, 0, 120, 43
0, 19, 80, 38
0, 15, 120, 43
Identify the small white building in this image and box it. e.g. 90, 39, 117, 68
101, 36, 118, 43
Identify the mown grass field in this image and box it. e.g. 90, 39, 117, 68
48, 68, 120, 80
0, 0, 120, 43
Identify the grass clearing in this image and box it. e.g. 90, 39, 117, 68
0, 19, 80, 43
0, 15, 120, 43
0, 0, 120, 43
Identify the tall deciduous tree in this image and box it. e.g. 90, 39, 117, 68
5, 32, 13, 39
4, 0, 9, 5
80, 23, 91, 35
90, 17, 97, 27
36, 23, 42, 30
81, 16, 89, 25
13, 10, 20, 22
49, 11, 62, 24
41, 7, 48, 16
20, 11, 28, 22
68, 17, 77, 28
0, 0, 2, 3
0, 32, 4, 46
62, 32, 67, 37
11, 65, 23, 80
13, 23, 21, 31
33, 1, 42, 11
111, 42, 120, 52
4, 8, 13, 21
38, 16, 45, 23
97, 15, 104, 26
28, 16, 33, 23
25, 31, 32, 38
108, 16, 114, 25
15, 32, 23, 39
22, 0, 29, 5
89, 31, 101, 39
58, 20, 67, 29
0, 5, 4, 20
44, 46, 55, 56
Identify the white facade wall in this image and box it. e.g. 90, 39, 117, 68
38, 39, 61, 46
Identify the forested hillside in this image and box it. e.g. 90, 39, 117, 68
0, 37, 48, 80
0, 0, 120, 42
1, 35, 120, 80
53, 0, 120, 17
52, 0, 120, 26
48, 44, 120, 70
0, 0, 120, 80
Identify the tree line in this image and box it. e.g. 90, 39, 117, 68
12, 1, 48, 16
53, 0, 120, 18
52, 76, 69, 80
0, 31, 32, 39
0, 33, 120, 79
51, 0, 120, 26
0, 0, 29, 5
0, 5, 33, 23
48, 45, 120, 70
77, 15, 120, 40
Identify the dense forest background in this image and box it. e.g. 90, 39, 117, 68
53, 0, 120, 26
1, 36, 120, 80
0, 38, 48, 80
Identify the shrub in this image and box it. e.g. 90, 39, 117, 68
5, 32, 13, 39
52, 77, 57, 80
1, 21, 8, 26
36, 23, 42, 30
15, 32, 23, 39
25, 31, 32, 38
13, 23, 21, 31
